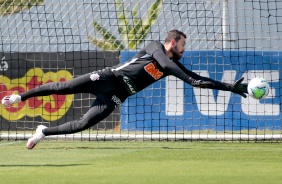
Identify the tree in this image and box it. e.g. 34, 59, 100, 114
0, 0, 44, 17
88, 0, 162, 51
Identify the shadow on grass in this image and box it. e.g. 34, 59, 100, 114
161, 146, 192, 149
42, 146, 192, 150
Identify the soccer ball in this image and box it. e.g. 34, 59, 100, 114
247, 77, 270, 100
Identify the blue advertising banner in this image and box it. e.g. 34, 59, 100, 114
120, 51, 281, 131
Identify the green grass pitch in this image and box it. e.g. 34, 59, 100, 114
0, 141, 281, 184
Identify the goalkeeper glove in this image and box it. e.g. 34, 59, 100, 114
189, 77, 215, 88
230, 77, 248, 98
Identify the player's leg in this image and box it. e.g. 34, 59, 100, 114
2, 73, 93, 107
26, 95, 117, 149
44, 96, 117, 135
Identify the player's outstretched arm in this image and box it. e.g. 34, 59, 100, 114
190, 76, 248, 98
196, 76, 248, 98
146, 42, 248, 97
171, 60, 248, 98
185, 77, 215, 88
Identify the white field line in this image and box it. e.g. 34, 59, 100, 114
0, 134, 281, 141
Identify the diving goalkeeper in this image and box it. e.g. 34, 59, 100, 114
1, 29, 248, 149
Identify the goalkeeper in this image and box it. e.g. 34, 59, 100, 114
1, 29, 248, 149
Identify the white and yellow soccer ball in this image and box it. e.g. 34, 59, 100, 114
247, 77, 270, 100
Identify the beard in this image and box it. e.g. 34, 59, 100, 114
171, 46, 183, 61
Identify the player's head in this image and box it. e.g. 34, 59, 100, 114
165, 30, 186, 60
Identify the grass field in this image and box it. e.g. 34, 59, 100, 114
0, 140, 281, 184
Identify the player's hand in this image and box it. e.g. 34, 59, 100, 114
190, 78, 215, 88
231, 77, 248, 98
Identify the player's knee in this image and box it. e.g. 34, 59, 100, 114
70, 119, 88, 132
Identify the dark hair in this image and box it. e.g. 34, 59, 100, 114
165, 29, 186, 43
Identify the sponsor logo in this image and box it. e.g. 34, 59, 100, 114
0, 68, 74, 121
144, 62, 163, 80
123, 76, 137, 94
90, 73, 100, 81
111, 95, 122, 107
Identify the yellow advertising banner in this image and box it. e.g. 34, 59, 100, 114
0, 68, 74, 121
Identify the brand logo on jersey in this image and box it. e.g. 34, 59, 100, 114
123, 76, 137, 94
111, 95, 122, 107
144, 62, 163, 80
90, 73, 100, 81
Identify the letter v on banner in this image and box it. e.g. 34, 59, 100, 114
165, 70, 236, 116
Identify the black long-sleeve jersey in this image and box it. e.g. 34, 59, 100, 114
99, 41, 232, 96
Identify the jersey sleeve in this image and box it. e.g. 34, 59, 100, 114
173, 60, 233, 91
145, 41, 232, 91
